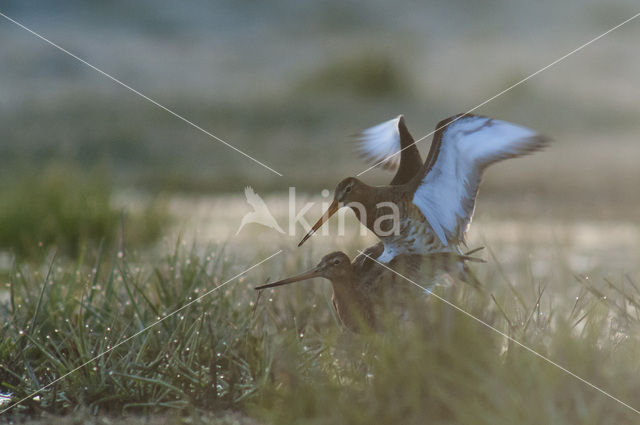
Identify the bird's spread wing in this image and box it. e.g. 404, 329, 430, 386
412, 114, 549, 245
356, 115, 423, 184
355, 116, 403, 171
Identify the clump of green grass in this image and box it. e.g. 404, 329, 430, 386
254, 275, 640, 425
0, 242, 272, 417
0, 164, 167, 259
2, 237, 640, 424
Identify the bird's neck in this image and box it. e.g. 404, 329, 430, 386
351, 185, 404, 230
330, 275, 374, 333
349, 184, 380, 228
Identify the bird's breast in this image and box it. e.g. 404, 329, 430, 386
377, 204, 448, 259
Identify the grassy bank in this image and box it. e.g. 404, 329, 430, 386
1, 231, 640, 424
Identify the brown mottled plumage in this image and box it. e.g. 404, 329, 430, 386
256, 244, 483, 333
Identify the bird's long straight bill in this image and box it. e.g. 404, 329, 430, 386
254, 268, 323, 290
298, 199, 339, 247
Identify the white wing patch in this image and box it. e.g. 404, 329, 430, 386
356, 115, 403, 171
413, 115, 549, 246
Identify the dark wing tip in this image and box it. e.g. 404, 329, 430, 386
396, 114, 410, 135
464, 246, 485, 256
521, 133, 553, 155
537, 134, 553, 148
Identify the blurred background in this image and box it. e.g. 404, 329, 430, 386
2, 3, 640, 421
1, 0, 639, 261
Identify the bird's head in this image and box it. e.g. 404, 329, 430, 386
315, 251, 352, 280
298, 177, 366, 247
254, 251, 352, 291
334, 177, 365, 205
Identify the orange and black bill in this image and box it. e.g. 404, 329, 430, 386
297, 199, 339, 247
254, 267, 323, 291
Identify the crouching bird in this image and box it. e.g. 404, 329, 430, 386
255, 244, 484, 333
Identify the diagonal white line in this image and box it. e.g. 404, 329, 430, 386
0, 11, 283, 177
0, 250, 283, 415
357, 11, 640, 176
358, 250, 640, 416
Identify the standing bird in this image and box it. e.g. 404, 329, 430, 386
255, 244, 484, 333
236, 186, 284, 235
299, 114, 549, 262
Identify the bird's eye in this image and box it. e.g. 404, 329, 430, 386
333, 258, 341, 265
345, 186, 352, 193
